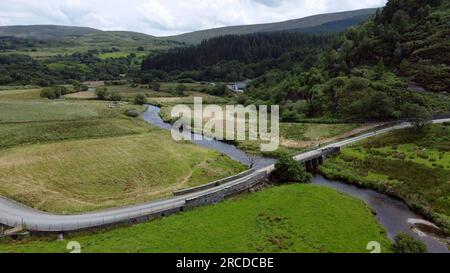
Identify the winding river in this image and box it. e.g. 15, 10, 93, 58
142, 105, 449, 253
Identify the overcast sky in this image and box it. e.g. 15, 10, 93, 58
0, 0, 387, 36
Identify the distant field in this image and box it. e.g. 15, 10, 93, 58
0, 130, 245, 213
321, 124, 450, 232
280, 123, 359, 142
0, 184, 391, 253
0, 89, 42, 100
63, 91, 97, 100
0, 118, 149, 149
158, 103, 374, 156
99, 52, 148, 60
0, 99, 137, 123
107, 85, 173, 99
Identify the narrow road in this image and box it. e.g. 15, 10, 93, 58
0, 119, 449, 232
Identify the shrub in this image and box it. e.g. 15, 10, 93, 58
392, 233, 427, 253
95, 87, 109, 100
125, 109, 139, 118
272, 154, 312, 184
175, 84, 187, 96
40, 86, 68, 99
134, 94, 147, 105
150, 82, 160, 91
110, 94, 123, 102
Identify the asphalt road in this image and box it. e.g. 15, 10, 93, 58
1, 119, 449, 232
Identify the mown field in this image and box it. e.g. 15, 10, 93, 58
0, 130, 245, 213
0, 184, 392, 253
320, 124, 450, 232
0, 91, 245, 213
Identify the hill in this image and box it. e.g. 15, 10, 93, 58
0, 25, 180, 59
241, 0, 450, 122
165, 8, 378, 44
0, 25, 101, 39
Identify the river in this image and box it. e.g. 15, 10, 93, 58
142, 105, 449, 253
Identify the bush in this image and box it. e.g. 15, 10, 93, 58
175, 84, 187, 96
392, 233, 427, 253
150, 82, 160, 91
110, 94, 123, 102
40, 86, 68, 99
134, 94, 147, 105
95, 87, 109, 100
125, 109, 139, 118
272, 154, 312, 184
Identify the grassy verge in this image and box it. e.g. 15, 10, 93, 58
0, 184, 391, 253
320, 124, 450, 232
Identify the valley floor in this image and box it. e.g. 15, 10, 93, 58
0, 92, 245, 213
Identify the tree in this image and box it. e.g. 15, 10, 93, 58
95, 87, 109, 100
401, 103, 432, 132
134, 94, 147, 105
150, 82, 160, 91
272, 154, 312, 184
392, 10, 410, 33
40, 87, 59, 100
374, 59, 385, 80
110, 93, 123, 102
40, 86, 67, 100
211, 83, 228, 96
175, 84, 187, 96
392, 233, 427, 253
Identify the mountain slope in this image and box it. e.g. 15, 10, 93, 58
165, 8, 378, 44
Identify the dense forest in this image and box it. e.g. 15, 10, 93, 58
141, 33, 333, 82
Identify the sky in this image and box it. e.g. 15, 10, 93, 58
0, 0, 388, 36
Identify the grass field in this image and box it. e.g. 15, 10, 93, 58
0, 89, 42, 100
280, 123, 359, 142
320, 124, 450, 232
0, 100, 110, 123
158, 103, 374, 157
0, 129, 245, 213
0, 184, 392, 253
0, 118, 150, 149
0, 92, 245, 213
107, 85, 173, 99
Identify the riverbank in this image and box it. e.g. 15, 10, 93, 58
319, 124, 450, 236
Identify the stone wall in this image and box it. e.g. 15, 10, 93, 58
184, 171, 268, 209
173, 169, 256, 196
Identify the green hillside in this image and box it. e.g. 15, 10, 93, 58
0, 25, 180, 58
165, 8, 378, 44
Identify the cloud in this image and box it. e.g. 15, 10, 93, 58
0, 0, 387, 36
